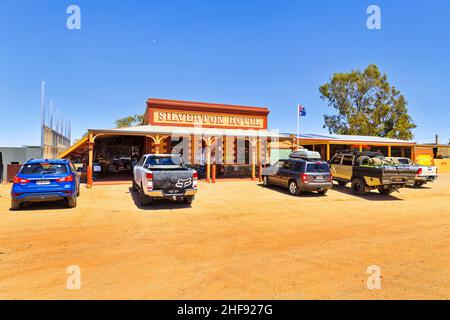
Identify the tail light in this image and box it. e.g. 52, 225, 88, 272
146, 172, 153, 191
416, 168, 422, 175
301, 173, 308, 183
56, 175, 74, 183
13, 176, 30, 184
193, 170, 198, 189
327, 174, 333, 182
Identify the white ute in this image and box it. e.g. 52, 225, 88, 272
386, 157, 438, 187
133, 154, 198, 206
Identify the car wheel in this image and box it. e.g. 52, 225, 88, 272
11, 199, 22, 211
132, 180, 138, 191
67, 196, 77, 208
263, 176, 270, 187
139, 184, 152, 206
378, 186, 394, 195
77, 185, 81, 197
318, 190, 328, 196
288, 180, 300, 196
184, 196, 195, 205
338, 181, 347, 186
414, 181, 425, 188
351, 178, 367, 195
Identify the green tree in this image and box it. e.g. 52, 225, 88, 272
114, 114, 144, 128
319, 64, 416, 140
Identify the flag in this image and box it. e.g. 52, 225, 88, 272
298, 104, 306, 117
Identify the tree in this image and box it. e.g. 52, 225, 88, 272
319, 64, 416, 140
114, 114, 144, 128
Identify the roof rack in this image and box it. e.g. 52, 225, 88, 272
289, 149, 322, 161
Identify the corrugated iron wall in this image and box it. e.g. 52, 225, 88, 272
0, 147, 42, 182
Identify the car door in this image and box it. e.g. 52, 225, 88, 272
134, 156, 146, 185
268, 161, 282, 185
69, 162, 80, 190
330, 154, 343, 178
340, 154, 355, 180
278, 160, 294, 187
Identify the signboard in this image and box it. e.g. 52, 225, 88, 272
150, 108, 266, 130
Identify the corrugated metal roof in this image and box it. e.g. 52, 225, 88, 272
89, 125, 281, 138
280, 133, 415, 144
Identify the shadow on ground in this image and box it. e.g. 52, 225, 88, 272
128, 188, 192, 210
9, 200, 73, 212
256, 184, 329, 198
331, 183, 403, 201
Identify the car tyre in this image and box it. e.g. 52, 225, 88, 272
318, 190, 328, 196
288, 180, 300, 196
139, 184, 152, 206
67, 196, 77, 208
184, 196, 195, 205
378, 186, 394, 195
77, 185, 81, 197
351, 178, 367, 195
262, 176, 270, 187
11, 199, 22, 211
414, 181, 425, 188
132, 180, 138, 191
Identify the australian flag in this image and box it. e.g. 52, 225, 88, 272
298, 104, 306, 117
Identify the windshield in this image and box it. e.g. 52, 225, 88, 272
397, 158, 411, 165
306, 163, 330, 173
145, 156, 185, 167
20, 163, 68, 175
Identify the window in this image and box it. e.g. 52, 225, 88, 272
20, 163, 68, 175
293, 161, 304, 172
331, 155, 342, 165
137, 156, 146, 167
145, 156, 185, 167
306, 163, 330, 173
281, 161, 293, 170
397, 158, 411, 165
342, 155, 354, 166
69, 162, 77, 172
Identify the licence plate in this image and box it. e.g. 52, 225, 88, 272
36, 180, 50, 185
316, 176, 324, 180
168, 189, 180, 194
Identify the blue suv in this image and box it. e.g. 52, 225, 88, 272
11, 159, 81, 210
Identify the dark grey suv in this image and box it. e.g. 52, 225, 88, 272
262, 159, 333, 195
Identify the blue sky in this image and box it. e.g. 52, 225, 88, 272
1, 0, 449, 146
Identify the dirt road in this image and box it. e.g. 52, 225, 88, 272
1, 175, 449, 299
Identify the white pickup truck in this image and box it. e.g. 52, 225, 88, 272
387, 157, 438, 187
132, 154, 198, 206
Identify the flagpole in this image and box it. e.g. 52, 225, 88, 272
297, 104, 300, 150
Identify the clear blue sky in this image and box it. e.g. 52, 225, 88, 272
1, 0, 449, 146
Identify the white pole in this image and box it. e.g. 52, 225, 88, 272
41, 81, 46, 158
50, 100, 54, 129
297, 104, 300, 150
